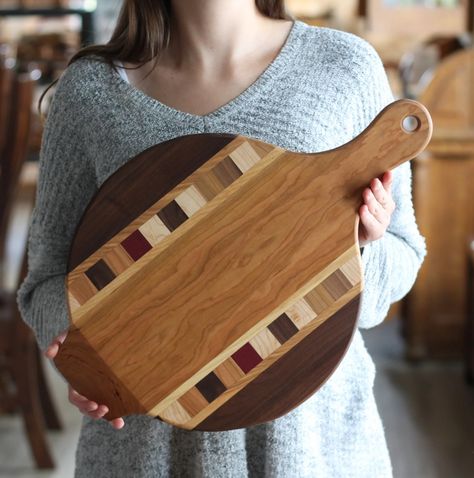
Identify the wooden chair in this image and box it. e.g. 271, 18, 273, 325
399, 35, 471, 99
0, 248, 62, 469
403, 48, 474, 360
467, 237, 474, 384
0, 61, 62, 469
0, 46, 15, 171
0, 64, 40, 259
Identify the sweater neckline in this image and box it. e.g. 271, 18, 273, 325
110, 19, 303, 121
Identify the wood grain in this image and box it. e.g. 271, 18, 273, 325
157, 256, 361, 430
198, 296, 360, 431
68, 134, 236, 269
54, 99, 432, 429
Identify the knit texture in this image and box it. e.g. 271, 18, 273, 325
17, 20, 426, 478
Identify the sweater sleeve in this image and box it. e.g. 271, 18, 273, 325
348, 38, 427, 329
16, 59, 98, 352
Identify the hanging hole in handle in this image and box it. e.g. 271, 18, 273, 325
401, 115, 421, 134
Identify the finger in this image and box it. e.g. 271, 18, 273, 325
67, 386, 112, 420
44, 331, 68, 359
110, 417, 125, 429
381, 170, 394, 194
68, 387, 100, 413
70, 394, 94, 406
358, 204, 370, 243
56, 331, 68, 344
69, 387, 91, 403
81, 405, 124, 427
78, 402, 100, 414
370, 179, 394, 213
363, 188, 390, 225
44, 343, 60, 359
76, 404, 106, 418
359, 205, 384, 241
83, 405, 109, 419
70, 396, 99, 413
359, 204, 384, 242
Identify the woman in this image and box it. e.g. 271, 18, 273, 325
17, 0, 426, 476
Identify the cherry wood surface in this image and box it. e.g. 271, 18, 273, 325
54, 99, 432, 430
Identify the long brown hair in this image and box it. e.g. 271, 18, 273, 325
38, 0, 292, 115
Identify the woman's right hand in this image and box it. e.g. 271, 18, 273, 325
44, 331, 125, 430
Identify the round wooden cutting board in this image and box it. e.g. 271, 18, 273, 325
54, 99, 432, 431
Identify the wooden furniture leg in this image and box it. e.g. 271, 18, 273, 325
466, 238, 474, 384
13, 317, 55, 469
36, 345, 62, 430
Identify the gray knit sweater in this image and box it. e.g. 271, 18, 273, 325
17, 20, 426, 478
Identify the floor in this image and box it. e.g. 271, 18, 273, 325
0, 200, 83, 478
1, 203, 473, 478
363, 323, 474, 478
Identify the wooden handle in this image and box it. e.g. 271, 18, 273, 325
353, 98, 432, 169
320, 98, 432, 205
264, 98, 432, 215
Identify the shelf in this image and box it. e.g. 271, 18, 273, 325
0, 8, 94, 16
0, 7, 96, 45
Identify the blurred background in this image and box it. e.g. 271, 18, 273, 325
0, 0, 473, 477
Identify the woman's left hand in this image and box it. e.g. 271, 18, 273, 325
358, 170, 395, 248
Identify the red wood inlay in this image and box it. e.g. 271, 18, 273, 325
120, 230, 152, 261
231, 342, 263, 374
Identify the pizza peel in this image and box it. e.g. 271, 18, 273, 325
54, 99, 432, 431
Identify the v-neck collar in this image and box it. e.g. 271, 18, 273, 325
109, 20, 304, 122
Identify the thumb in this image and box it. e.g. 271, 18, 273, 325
56, 331, 68, 344
44, 330, 68, 359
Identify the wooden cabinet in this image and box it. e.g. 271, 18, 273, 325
404, 48, 474, 359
